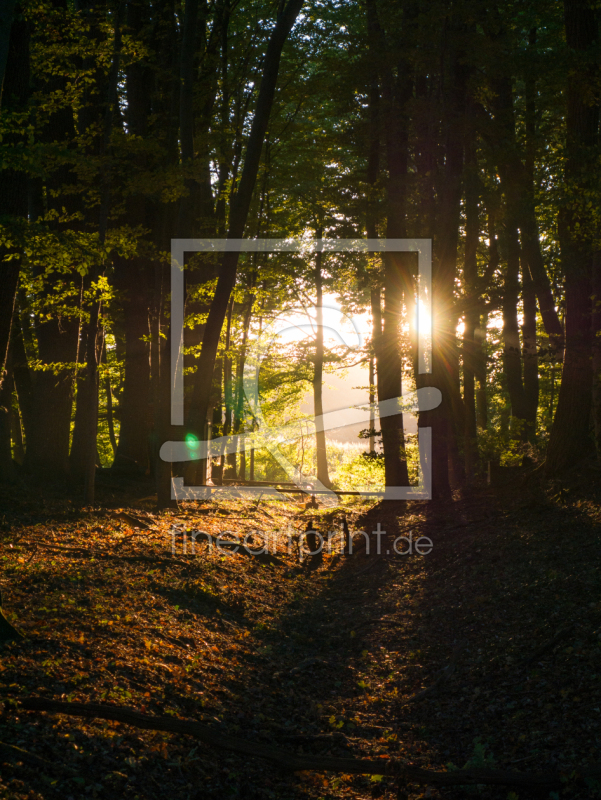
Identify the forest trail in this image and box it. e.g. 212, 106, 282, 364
0, 469, 600, 800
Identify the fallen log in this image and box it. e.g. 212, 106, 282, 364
15, 697, 601, 789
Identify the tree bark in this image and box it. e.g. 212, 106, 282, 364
366, 0, 410, 489
546, 0, 599, 474
80, 2, 123, 502
0, 357, 13, 482
0, 0, 16, 104
0, 5, 28, 396
185, 0, 305, 443
112, 257, 151, 473
501, 211, 528, 429
592, 251, 601, 459
421, 33, 467, 497
462, 131, 479, 479
522, 259, 539, 436
313, 240, 332, 489
491, 75, 564, 356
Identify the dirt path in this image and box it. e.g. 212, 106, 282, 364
0, 472, 600, 799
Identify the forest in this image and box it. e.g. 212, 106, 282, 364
0, 0, 600, 798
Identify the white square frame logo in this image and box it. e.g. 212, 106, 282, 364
162, 238, 437, 501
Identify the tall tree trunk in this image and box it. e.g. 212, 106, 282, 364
365, 55, 381, 460
0, 356, 13, 482
462, 131, 479, 479
546, 0, 599, 474
0, 0, 16, 103
475, 209, 499, 431
367, 0, 411, 489
185, 0, 304, 450
501, 211, 528, 429
233, 288, 256, 482
522, 258, 539, 437
421, 34, 467, 497
222, 299, 236, 478
176, 0, 200, 238
80, 3, 123, 502
112, 257, 151, 473
210, 356, 223, 485
492, 75, 564, 356
368, 355, 375, 453
23, 154, 78, 480
313, 240, 331, 489
0, 5, 28, 397
592, 251, 601, 460
24, 308, 78, 481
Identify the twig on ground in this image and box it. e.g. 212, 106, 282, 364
15, 697, 599, 790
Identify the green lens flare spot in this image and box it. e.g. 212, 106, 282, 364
185, 434, 200, 450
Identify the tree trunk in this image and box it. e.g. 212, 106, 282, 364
24, 307, 78, 481
422, 37, 467, 498
222, 299, 237, 478
82, 4, 123, 503
501, 212, 528, 429
0, 0, 16, 104
492, 75, 564, 356
366, 0, 411, 489
112, 258, 151, 473
210, 357, 224, 485
462, 131, 479, 479
185, 0, 305, 443
313, 242, 332, 489
592, 251, 601, 460
545, 0, 599, 474
233, 289, 256, 482
0, 5, 28, 395
368, 355, 375, 453
0, 358, 13, 482
522, 259, 539, 436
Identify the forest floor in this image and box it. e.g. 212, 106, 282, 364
0, 467, 601, 800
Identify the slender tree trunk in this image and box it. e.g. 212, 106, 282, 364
24, 310, 78, 481
112, 258, 151, 472
501, 212, 528, 429
82, 4, 123, 502
521, 36, 540, 440
592, 252, 601, 459
70, 322, 90, 480
364, 54, 382, 461
185, 0, 304, 446
522, 259, 539, 437
233, 289, 256, 483
492, 75, 564, 356
475, 210, 499, 431
0, 5, 28, 396
367, 0, 411, 489
222, 299, 236, 478
546, 0, 599, 474
0, 0, 16, 103
0, 356, 13, 482
463, 131, 479, 479
368, 355, 375, 453
176, 0, 200, 238
105, 376, 117, 457
313, 240, 331, 488
10, 374, 24, 465
422, 38, 467, 497
475, 309, 488, 431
